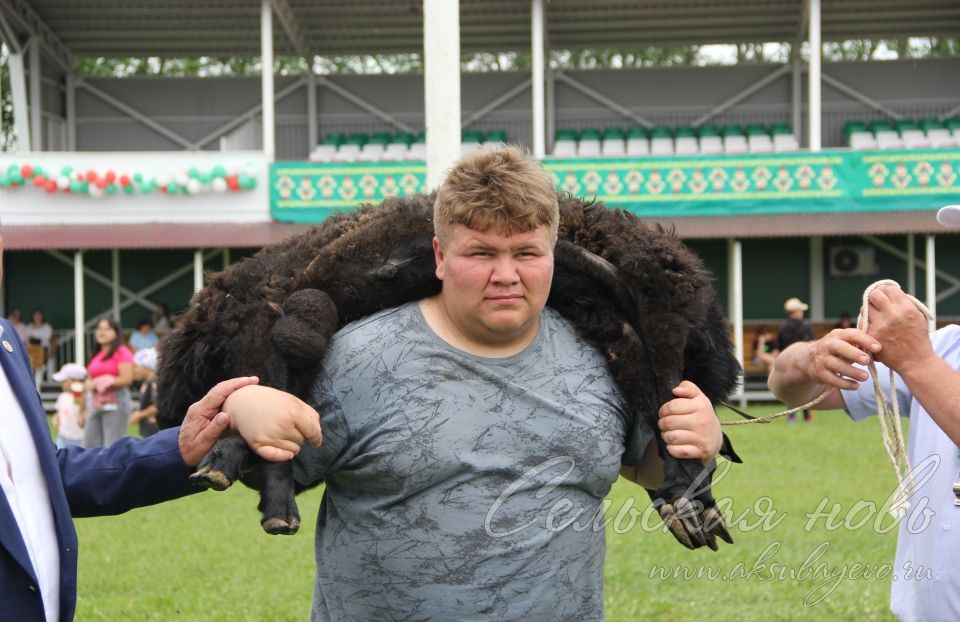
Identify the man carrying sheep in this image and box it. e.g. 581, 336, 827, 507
231, 147, 724, 621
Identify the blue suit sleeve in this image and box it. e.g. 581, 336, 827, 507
57, 427, 202, 517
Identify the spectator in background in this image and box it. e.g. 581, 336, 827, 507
834, 310, 853, 329
152, 303, 172, 336
778, 297, 815, 424
51, 363, 87, 449
129, 318, 159, 352
84, 317, 135, 447
129, 347, 160, 438
25, 309, 53, 349
751, 325, 779, 372
7, 307, 28, 340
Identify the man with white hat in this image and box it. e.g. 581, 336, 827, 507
777, 296, 815, 423
766, 205, 960, 621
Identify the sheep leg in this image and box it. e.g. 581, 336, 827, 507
190, 436, 249, 491
652, 442, 734, 551
241, 459, 301, 535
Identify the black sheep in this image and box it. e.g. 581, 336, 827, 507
156, 194, 741, 550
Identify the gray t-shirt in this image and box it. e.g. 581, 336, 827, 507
294, 302, 652, 622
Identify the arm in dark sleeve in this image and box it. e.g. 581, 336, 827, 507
57, 427, 201, 517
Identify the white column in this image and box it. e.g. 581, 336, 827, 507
28, 38, 42, 151
260, 0, 276, 161
530, 0, 546, 158
423, 0, 461, 189
8, 52, 31, 151
306, 72, 318, 151
791, 51, 802, 146
926, 235, 937, 331
807, 0, 821, 152
906, 234, 916, 296
65, 72, 76, 151
810, 236, 824, 321
111, 249, 120, 321
222, 248, 231, 270
194, 250, 204, 292
74, 251, 85, 365
728, 239, 744, 397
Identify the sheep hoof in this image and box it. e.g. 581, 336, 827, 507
189, 467, 233, 491
703, 505, 734, 546
658, 496, 706, 550
261, 516, 300, 535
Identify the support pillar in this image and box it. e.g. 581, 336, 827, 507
926, 236, 937, 331
111, 249, 120, 321
531, 0, 546, 158
907, 234, 916, 296
807, 0, 821, 152
728, 239, 744, 402
307, 72, 318, 151
194, 251, 204, 292
8, 52, 31, 151
28, 37, 42, 151
791, 50, 802, 145
74, 251, 85, 365
260, 0, 276, 161
810, 236, 824, 321
423, 0, 461, 189
66, 72, 76, 151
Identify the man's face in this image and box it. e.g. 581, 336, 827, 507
434, 224, 554, 348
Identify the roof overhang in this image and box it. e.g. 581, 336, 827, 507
2, 1, 958, 59
1, 211, 948, 252
0, 222, 313, 251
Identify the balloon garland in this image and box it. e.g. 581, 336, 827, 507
0, 163, 258, 197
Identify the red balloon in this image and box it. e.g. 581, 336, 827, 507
45, 180, 58, 193
95, 178, 107, 189
226, 175, 240, 191
119, 174, 131, 187
20, 164, 33, 178
32, 175, 46, 187
104, 171, 116, 183
85, 170, 97, 183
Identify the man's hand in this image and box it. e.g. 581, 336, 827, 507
865, 285, 936, 374
178, 376, 259, 467
657, 381, 722, 462
798, 328, 880, 391
224, 385, 323, 462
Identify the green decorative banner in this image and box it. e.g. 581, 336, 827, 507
271, 149, 960, 223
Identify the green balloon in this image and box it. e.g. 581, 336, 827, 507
122, 184, 136, 195
0, 176, 9, 188
211, 165, 227, 178
61, 165, 74, 176
167, 183, 179, 195
199, 172, 213, 184
69, 181, 84, 193
238, 175, 256, 189
106, 184, 117, 195
6, 164, 17, 175
188, 167, 200, 179
133, 172, 144, 183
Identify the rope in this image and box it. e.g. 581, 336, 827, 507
858, 279, 930, 519
721, 279, 930, 519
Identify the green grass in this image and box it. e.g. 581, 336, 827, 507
74, 407, 899, 620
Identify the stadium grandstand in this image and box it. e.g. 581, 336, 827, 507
1, 0, 959, 405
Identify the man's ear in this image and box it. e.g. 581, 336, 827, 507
433, 237, 445, 280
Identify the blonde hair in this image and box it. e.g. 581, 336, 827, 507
434, 145, 559, 246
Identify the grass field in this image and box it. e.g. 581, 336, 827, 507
74, 405, 900, 621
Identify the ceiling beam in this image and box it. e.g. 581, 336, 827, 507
271, 0, 309, 56
0, 0, 73, 73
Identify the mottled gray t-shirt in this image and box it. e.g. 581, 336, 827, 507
294, 302, 652, 622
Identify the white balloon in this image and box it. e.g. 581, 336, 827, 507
186, 179, 201, 195
175, 172, 190, 187
88, 184, 104, 198
244, 163, 259, 178
211, 177, 228, 193
57, 176, 70, 190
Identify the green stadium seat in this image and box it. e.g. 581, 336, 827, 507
322, 132, 345, 146
697, 125, 723, 154
625, 127, 650, 156
674, 126, 698, 155
650, 126, 673, 155
601, 128, 626, 157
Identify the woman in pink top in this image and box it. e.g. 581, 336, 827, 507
84, 317, 134, 447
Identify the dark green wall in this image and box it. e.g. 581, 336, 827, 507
5, 236, 960, 330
